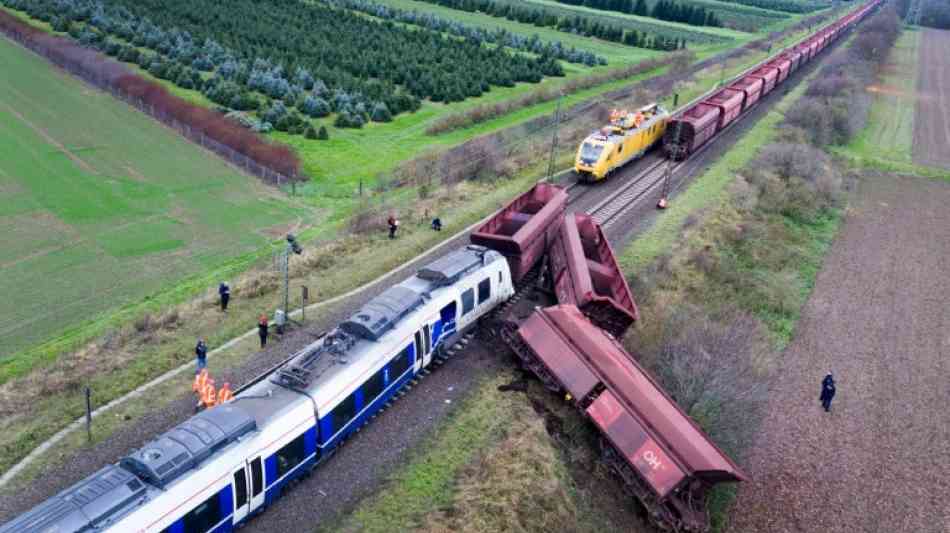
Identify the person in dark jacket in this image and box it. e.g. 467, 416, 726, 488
431, 217, 442, 231
388, 215, 399, 239
195, 339, 208, 373
820, 373, 836, 412
258, 314, 269, 348
218, 282, 230, 312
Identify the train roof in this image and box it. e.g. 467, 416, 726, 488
0, 464, 151, 533
240, 245, 506, 418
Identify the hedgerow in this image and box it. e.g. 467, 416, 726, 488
718, 0, 831, 15
556, 0, 723, 27
4, 0, 570, 126
408, 0, 693, 50
331, 0, 607, 65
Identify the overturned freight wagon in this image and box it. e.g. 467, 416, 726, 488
548, 213, 638, 338
505, 305, 746, 533
470, 183, 568, 283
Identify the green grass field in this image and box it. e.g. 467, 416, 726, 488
0, 36, 318, 363
845, 29, 918, 164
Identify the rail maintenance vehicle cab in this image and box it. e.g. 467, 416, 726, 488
574, 103, 670, 182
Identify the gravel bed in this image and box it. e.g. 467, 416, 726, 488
727, 174, 950, 532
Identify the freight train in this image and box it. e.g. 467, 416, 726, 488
664, 0, 881, 159
573, 0, 882, 174
2, 2, 882, 532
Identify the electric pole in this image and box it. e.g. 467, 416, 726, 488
546, 93, 563, 181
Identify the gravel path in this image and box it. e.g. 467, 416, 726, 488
728, 173, 950, 533
913, 28, 950, 169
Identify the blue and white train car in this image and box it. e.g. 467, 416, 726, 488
0, 245, 513, 533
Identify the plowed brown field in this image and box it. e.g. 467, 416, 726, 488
727, 173, 950, 533
913, 28, 950, 169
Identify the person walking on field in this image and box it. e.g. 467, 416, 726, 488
388, 215, 399, 239
218, 282, 231, 312
195, 339, 208, 373
258, 314, 269, 348
820, 372, 836, 412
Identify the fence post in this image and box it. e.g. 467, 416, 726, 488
85, 387, 93, 443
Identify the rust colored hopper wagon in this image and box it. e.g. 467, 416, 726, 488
506, 305, 745, 533
748, 66, 779, 96
548, 213, 639, 338
703, 88, 745, 131
470, 183, 568, 283
729, 76, 765, 112
663, 103, 720, 160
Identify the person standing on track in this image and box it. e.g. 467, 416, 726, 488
218, 282, 231, 312
820, 373, 836, 412
258, 314, 269, 348
195, 338, 208, 374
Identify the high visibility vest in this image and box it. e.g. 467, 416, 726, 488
202, 383, 217, 408
193, 369, 208, 393
217, 386, 234, 405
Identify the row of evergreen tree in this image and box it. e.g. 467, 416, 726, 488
7, 0, 574, 129
414, 0, 692, 51
556, 0, 723, 28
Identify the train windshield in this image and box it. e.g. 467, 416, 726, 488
580, 143, 604, 161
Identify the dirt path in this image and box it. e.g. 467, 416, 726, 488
727, 173, 950, 532
913, 28, 950, 169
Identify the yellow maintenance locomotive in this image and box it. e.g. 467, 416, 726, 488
574, 104, 670, 182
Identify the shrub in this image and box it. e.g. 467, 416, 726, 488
317, 125, 329, 140
304, 125, 318, 139
371, 102, 392, 123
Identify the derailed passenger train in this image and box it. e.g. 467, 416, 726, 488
0, 246, 513, 533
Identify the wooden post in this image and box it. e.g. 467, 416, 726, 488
85, 387, 92, 444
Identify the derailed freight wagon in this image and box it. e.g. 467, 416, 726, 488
470, 183, 568, 283
505, 305, 745, 532
548, 213, 638, 338
663, 103, 720, 160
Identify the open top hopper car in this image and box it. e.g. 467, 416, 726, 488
548, 212, 639, 338
470, 183, 568, 283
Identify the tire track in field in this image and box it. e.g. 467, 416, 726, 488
1, 102, 98, 175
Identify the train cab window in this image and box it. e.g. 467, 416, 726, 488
275, 433, 306, 479
477, 278, 491, 304
461, 288, 475, 315
234, 469, 248, 508
390, 347, 411, 378
498, 271, 502, 284
183, 493, 222, 533
331, 395, 358, 435
364, 370, 386, 403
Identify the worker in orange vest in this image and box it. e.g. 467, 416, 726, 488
192, 369, 209, 394
216, 383, 234, 405
202, 379, 217, 409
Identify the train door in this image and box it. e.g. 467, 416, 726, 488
248, 456, 265, 514
414, 324, 433, 368
232, 465, 250, 524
